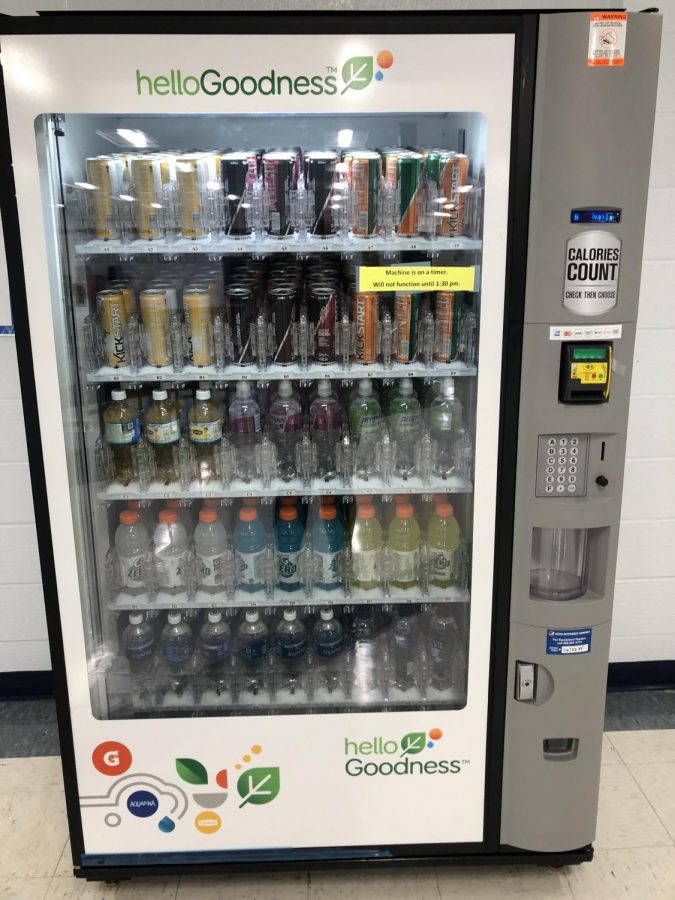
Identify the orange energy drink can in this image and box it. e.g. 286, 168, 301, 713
130, 156, 163, 240
97, 289, 128, 368
140, 289, 170, 367
354, 292, 379, 364
85, 157, 124, 240
439, 153, 469, 237
346, 151, 381, 237
183, 288, 213, 367
394, 292, 421, 363
386, 151, 424, 236
434, 291, 455, 362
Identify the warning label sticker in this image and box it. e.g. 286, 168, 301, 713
588, 11, 628, 67
563, 230, 621, 316
358, 266, 476, 293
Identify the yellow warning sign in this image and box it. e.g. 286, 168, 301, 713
357, 266, 476, 293
571, 362, 608, 385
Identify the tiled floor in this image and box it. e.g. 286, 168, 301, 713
0, 730, 674, 898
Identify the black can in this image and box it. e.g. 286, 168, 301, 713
269, 286, 297, 365
263, 151, 297, 238
304, 150, 339, 237
221, 152, 252, 237
309, 285, 338, 363
226, 285, 255, 365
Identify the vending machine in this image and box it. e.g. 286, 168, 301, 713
0, 9, 661, 880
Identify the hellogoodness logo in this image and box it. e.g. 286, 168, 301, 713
135, 50, 394, 98
344, 727, 466, 777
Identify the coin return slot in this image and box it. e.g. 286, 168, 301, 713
543, 738, 579, 761
601, 441, 606, 462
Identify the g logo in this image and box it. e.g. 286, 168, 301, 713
92, 741, 132, 775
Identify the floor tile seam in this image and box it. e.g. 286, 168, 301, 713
623, 757, 675, 841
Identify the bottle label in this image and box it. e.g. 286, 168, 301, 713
237, 549, 266, 587
316, 549, 342, 586
146, 419, 181, 445
126, 639, 154, 661
310, 405, 342, 432
198, 552, 227, 587
200, 638, 230, 662
276, 636, 306, 659
390, 411, 422, 435
430, 547, 456, 581
351, 411, 381, 436
277, 551, 301, 587
352, 548, 380, 583
119, 554, 145, 589
240, 638, 269, 661
429, 406, 460, 432
105, 419, 141, 446
163, 641, 191, 663
315, 634, 344, 658
230, 412, 261, 435
391, 548, 419, 583
189, 420, 223, 445
156, 554, 185, 589
269, 410, 304, 433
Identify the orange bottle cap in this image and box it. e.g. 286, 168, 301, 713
395, 504, 414, 519
358, 504, 376, 519
239, 507, 258, 522
159, 509, 178, 524
279, 506, 298, 521
119, 510, 139, 525
199, 508, 218, 524
435, 502, 454, 517
319, 505, 337, 520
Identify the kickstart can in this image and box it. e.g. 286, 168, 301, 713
175, 153, 213, 239
85, 156, 125, 240
304, 150, 339, 237
439, 153, 470, 237
309, 285, 338, 364
226, 285, 255, 365
130, 155, 163, 240
354, 291, 379, 364
394, 292, 422, 363
269, 286, 297, 365
183, 288, 214, 367
385, 151, 424, 236
221, 151, 254, 238
139, 289, 170, 367
107, 280, 137, 317
346, 151, 381, 237
97, 289, 128, 368
434, 291, 455, 362
263, 151, 297, 238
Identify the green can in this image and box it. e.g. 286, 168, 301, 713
386, 151, 424, 236
346, 150, 381, 237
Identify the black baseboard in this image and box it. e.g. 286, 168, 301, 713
0, 671, 54, 699
607, 660, 675, 692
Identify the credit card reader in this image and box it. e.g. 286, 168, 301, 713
559, 343, 612, 404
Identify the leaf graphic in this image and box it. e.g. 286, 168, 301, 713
237, 767, 280, 808
175, 758, 208, 785
341, 56, 374, 94
400, 732, 426, 756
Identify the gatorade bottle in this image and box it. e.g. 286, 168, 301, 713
188, 389, 223, 483
349, 380, 383, 479
309, 380, 342, 481
388, 378, 422, 479
268, 381, 304, 481
115, 509, 149, 596
237, 609, 269, 691
313, 608, 344, 690
165, 499, 194, 535
153, 509, 188, 594
312, 504, 344, 591
104, 390, 141, 486
429, 377, 462, 478
128, 500, 155, 536
351, 503, 383, 591
234, 506, 267, 593
160, 611, 193, 675
146, 389, 181, 485
274, 609, 307, 687
198, 610, 231, 683
194, 508, 228, 594
428, 502, 460, 588
122, 612, 155, 676
388, 503, 420, 590
275, 506, 304, 592
228, 382, 261, 483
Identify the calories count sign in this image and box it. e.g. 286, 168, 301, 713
563, 231, 621, 316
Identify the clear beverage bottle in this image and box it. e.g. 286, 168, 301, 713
274, 608, 307, 688
153, 509, 188, 595
388, 503, 421, 590
388, 378, 422, 479
428, 604, 461, 691
313, 608, 344, 691
391, 605, 417, 691
274, 506, 304, 592
194, 508, 228, 594
268, 381, 304, 480
165, 499, 194, 535
312, 504, 344, 590
429, 377, 462, 478
128, 500, 155, 536
198, 610, 231, 684
188, 388, 223, 483
146, 389, 181, 485
349, 380, 383, 479
234, 507, 267, 593
115, 509, 149, 595
428, 502, 460, 589
351, 607, 378, 695
122, 612, 155, 676
160, 611, 193, 676
228, 382, 261, 482
351, 503, 383, 591
104, 390, 141, 486
309, 380, 342, 481
237, 609, 270, 691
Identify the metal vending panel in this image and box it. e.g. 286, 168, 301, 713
501, 12, 661, 853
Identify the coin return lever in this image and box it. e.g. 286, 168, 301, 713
559, 343, 612, 404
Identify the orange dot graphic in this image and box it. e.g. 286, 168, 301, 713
429, 727, 443, 740
377, 50, 394, 69
252, 744, 263, 755
243, 754, 251, 763
235, 764, 242, 770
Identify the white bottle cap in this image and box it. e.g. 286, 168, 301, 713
358, 379, 372, 396
153, 389, 168, 401
129, 612, 143, 625
317, 380, 332, 397
278, 381, 293, 398
207, 610, 222, 624
283, 609, 297, 622
196, 389, 211, 401
111, 389, 127, 402
399, 378, 413, 396
167, 612, 182, 625
245, 609, 259, 623
441, 377, 455, 397
236, 382, 252, 398
320, 608, 334, 621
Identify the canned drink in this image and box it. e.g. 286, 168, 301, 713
139, 289, 170, 367
353, 292, 379, 364
226, 286, 255, 365
149, 280, 179, 313
269, 286, 297, 365
85, 157, 125, 240
439, 153, 470, 237
130, 156, 163, 240
310, 285, 338, 364
394, 292, 422, 363
97, 290, 128, 368
108, 280, 137, 317
263, 152, 297, 238
175, 153, 214, 239
304, 150, 339, 237
434, 291, 455, 362
346, 151, 381, 237
386, 151, 424, 236
221, 151, 254, 238
184, 288, 214, 367
159, 154, 177, 186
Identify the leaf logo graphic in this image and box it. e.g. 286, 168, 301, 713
341, 56, 374, 94
175, 758, 209, 785
236, 767, 280, 808
400, 732, 426, 756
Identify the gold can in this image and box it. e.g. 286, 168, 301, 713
439, 153, 469, 237
184, 288, 214, 367
140, 289, 170, 367
108, 280, 137, 317
175, 154, 213, 239
435, 291, 455, 362
130, 156, 163, 240
159, 153, 177, 186
97, 289, 128, 368
85, 157, 124, 240
354, 292, 379, 364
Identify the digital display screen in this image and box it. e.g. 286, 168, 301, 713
572, 347, 607, 361
571, 208, 622, 225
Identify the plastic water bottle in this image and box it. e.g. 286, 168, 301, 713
268, 381, 304, 480
312, 504, 344, 590
275, 506, 304, 592
194, 508, 228, 594
429, 377, 462, 478
391, 606, 417, 691
351, 503, 383, 591
115, 509, 149, 595
428, 604, 459, 691
153, 509, 188, 595
198, 610, 231, 684
313, 608, 344, 691
128, 500, 155, 537
146, 389, 181, 485
237, 609, 269, 691
351, 608, 378, 695
388, 378, 422, 479
104, 390, 141, 486
234, 506, 267, 593
388, 503, 421, 590
122, 612, 155, 676
164, 499, 194, 536
160, 612, 193, 675
309, 380, 342, 480
188, 388, 223, 483
349, 380, 383, 479
274, 609, 307, 689
228, 382, 261, 482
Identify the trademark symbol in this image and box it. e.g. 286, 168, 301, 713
461, 759, 470, 765
326, 65, 337, 73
